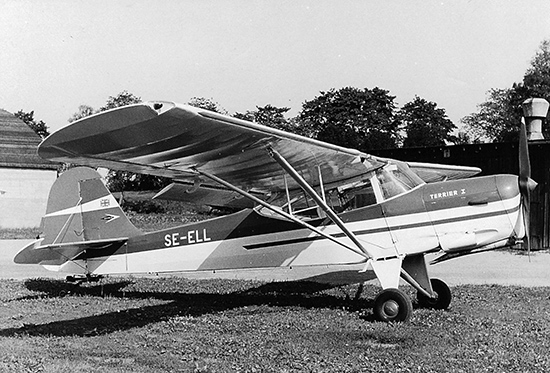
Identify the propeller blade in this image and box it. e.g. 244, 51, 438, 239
522, 194, 531, 257
518, 118, 536, 255
518, 118, 531, 190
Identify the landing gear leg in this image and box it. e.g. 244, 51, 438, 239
417, 278, 452, 310
373, 288, 413, 322
401, 254, 452, 310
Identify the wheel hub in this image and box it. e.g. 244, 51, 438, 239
383, 300, 399, 317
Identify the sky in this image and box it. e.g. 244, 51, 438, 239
1, 0, 550, 132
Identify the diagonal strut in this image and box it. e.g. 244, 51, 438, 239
267, 147, 373, 259
193, 168, 369, 259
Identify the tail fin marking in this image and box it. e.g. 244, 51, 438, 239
41, 167, 141, 246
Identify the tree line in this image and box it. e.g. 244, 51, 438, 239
461, 39, 550, 142
14, 38, 550, 190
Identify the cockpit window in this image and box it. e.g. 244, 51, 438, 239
258, 160, 424, 219
375, 161, 424, 200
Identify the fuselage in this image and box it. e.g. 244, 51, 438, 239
67, 174, 522, 280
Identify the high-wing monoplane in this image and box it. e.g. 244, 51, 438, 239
15, 101, 536, 322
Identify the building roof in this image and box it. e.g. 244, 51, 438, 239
0, 108, 59, 170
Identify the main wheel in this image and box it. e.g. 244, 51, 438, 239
373, 288, 413, 322
417, 278, 451, 310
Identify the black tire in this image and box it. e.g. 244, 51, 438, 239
417, 278, 452, 310
373, 288, 413, 322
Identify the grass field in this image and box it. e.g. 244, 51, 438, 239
0, 277, 549, 372
2, 193, 549, 371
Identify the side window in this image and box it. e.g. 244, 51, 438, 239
331, 177, 377, 212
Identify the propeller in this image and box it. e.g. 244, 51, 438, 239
518, 118, 537, 256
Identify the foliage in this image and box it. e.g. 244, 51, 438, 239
13, 110, 49, 138
188, 96, 228, 114
100, 90, 142, 111
121, 199, 165, 214
68, 104, 95, 123
461, 88, 524, 143
453, 130, 477, 145
234, 104, 304, 133
397, 96, 457, 147
462, 39, 550, 142
524, 39, 550, 99
298, 87, 400, 150
0, 228, 41, 239
106, 170, 170, 193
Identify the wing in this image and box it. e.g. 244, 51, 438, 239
39, 102, 386, 198
407, 162, 481, 183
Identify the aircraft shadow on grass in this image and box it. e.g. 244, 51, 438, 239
0, 277, 382, 338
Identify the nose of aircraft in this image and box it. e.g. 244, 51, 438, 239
494, 174, 537, 246
494, 174, 538, 207
495, 174, 520, 200
494, 174, 537, 199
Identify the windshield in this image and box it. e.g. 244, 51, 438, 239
375, 161, 424, 200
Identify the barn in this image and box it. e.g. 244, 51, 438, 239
0, 109, 58, 229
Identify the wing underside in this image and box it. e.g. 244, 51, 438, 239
39, 102, 385, 200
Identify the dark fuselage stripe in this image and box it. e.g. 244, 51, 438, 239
243, 204, 519, 251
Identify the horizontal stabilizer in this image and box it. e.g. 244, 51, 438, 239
14, 238, 128, 266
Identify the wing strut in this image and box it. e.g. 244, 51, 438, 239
193, 168, 369, 259
267, 147, 373, 260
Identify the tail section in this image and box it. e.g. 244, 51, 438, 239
41, 167, 141, 245
15, 167, 141, 267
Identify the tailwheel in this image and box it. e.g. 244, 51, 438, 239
417, 278, 451, 310
373, 288, 413, 322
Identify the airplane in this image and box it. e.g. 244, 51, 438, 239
14, 101, 536, 322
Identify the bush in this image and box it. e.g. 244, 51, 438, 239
121, 199, 165, 214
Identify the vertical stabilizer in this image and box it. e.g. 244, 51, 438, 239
41, 167, 141, 246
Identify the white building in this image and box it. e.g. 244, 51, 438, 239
0, 109, 58, 229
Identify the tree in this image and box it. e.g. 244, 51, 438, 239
397, 96, 456, 147
100, 90, 142, 111
234, 104, 303, 133
461, 88, 524, 142
68, 105, 95, 123
461, 39, 550, 142
297, 87, 400, 150
523, 39, 550, 99
14, 110, 49, 138
188, 97, 228, 114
